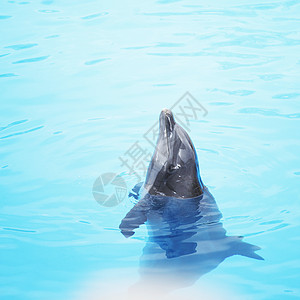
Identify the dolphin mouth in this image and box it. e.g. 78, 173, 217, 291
158, 108, 176, 165
159, 108, 175, 136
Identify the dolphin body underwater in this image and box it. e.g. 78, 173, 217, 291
119, 109, 263, 290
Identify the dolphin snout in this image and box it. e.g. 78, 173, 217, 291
160, 108, 175, 134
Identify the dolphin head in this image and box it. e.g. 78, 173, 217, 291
143, 109, 204, 199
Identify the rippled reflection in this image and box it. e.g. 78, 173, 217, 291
120, 187, 263, 293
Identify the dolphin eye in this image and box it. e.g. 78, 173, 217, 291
167, 164, 181, 174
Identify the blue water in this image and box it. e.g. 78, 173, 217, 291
1, 0, 300, 299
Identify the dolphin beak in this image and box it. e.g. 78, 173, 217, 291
159, 108, 175, 135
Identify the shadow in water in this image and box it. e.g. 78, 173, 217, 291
120, 187, 263, 294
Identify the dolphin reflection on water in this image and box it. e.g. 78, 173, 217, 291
119, 109, 263, 292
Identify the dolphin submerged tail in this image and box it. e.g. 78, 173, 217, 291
234, 238, 264, 260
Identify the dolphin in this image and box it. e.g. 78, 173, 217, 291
119, 109, 263, 290
120, 108, 204, 237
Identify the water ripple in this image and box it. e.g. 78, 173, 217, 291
41, 0, 54, 4
0, 119, 28, 131
143, 9, 257, 17
0, 73, 18, 78
235, 3, 281, 10
0, 15, 12, 20
153, 83, 175, 87
12, 55, 49, 64
78, 220, 91, 224
0, 125, 44, 140
209, 102, 233, 106
238, 108, 300, 119
198, 148, 219, 154
123, 46, 150, 50
38, 9, 59, 13
147, 50, 264, 60
81, 12, 108, 20
156, 42, 185, 47
143, 12, 194, 16
259, 74, 284, 81
260, 220, 283, 225
87, 117, 105, 121
85, 58, 109, 65
5, 43, 38, 50
45, 34, 59, 39
211, 88, 255, 96
219, 57, 280, 69
272, 93, 300, 99
243, 221, 290, 238
157, 0, 181, 3
213, 33, 300, 48
215, 125, 244, 129
2, 227, 36, 233
267, 223, 290, 232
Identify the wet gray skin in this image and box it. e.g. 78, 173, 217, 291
143, 108, 204, 199
119, 108, 205, 238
